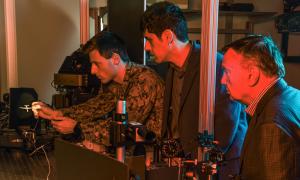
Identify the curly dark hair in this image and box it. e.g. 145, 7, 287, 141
82, 31, 130, 62
222, 35, 285, 78
140, 1, 188, 42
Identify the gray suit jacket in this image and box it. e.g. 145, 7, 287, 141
161, 42, 248, 179
239, 79, 300, 180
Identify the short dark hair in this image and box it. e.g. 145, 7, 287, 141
82, 31, 130, 62
140, 1, 188, 42
222, 35, 285, 78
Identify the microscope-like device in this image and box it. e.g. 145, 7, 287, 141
52, 48, 100, 109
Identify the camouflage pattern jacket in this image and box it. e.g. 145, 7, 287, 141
60, 61, 164, 145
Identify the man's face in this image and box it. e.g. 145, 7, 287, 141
89, 49, 117, 84
221, 48, 249, 104
144, 30, 169, 64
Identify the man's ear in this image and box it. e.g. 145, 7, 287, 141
111, 53, 121, 65
248, 65, 260, 87
162, 29, 174, 45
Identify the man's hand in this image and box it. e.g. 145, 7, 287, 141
32, 102, 77, 134
32, 101, 63, 120
51, 116, 77, 134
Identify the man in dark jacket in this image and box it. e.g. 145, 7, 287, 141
141, 2, 248, 179
221, 35, 300, 179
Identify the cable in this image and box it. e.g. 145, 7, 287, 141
42, 146, 51, 180
33, 118, 40, 131
0, 113, 9, 129
27, 115, 52, 180
29, 143, 52, 180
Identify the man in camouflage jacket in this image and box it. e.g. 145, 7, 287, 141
61, 60, 164, 145
35, 31, 164, 147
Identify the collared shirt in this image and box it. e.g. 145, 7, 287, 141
61, 61, 165, 145
245, 78, 280, 116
